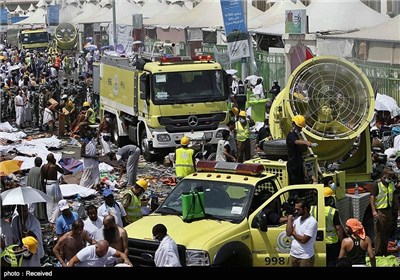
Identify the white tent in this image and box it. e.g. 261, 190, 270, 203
324, 14, 400, 43
60, 0, 82, 23
142, 1, 189, 28
15, 0, 48, 26
249, 0, 305, 30
171, 0, 262, 30
318, 15, 400, 64
119, 0, 167, 23
27, 3, 36, 12
13, 5, 25, 15
307, 0, 389, 33
79, 0, 140, 24
69, 0, 101, 25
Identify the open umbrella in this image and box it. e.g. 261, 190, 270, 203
0, 160, 23, 176
226, 69, 238, 75
375, 93, 400, 118
1, 186, 50, 206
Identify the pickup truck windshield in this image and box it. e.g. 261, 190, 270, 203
156, 178, 253, 223
152, 70, 227, 105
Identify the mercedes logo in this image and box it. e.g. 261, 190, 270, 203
188, 116, 198, 127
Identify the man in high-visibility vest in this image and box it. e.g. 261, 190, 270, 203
0, 236, 38, 267
78, 101, 96, 136
175, 136, 195, 179
122, 178, 149, 224
235, 110, 255, 163
322, 187, 343, 267
370, 166, 395, 256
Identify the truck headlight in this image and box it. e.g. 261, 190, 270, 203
215, 130, 224, 138
185, 250, 210, 266
156, 134, 171, 142
204, 132, 213, 139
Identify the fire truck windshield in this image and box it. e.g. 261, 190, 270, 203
152, 70, 227, 105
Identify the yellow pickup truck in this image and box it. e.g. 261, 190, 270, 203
125, 161, 327, 267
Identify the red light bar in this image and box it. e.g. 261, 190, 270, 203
160, 56, 182, 63
196, 161, 264, 176
191, 55, 213, 61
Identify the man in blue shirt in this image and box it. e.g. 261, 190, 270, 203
55, 199, 79, 237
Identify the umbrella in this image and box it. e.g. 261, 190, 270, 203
84, 44, 97, 51
375, 93, 400, 118
8, 65, 21, 73
1, 186, 51, 206
226, 69, 238, 75
244, 75, 259, 86
0, 160, 23, 176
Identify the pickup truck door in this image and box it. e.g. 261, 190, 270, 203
248, 185, 326, 267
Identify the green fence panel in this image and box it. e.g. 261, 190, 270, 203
351, 58, 400, 104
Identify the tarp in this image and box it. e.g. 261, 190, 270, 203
60, 184, 97, 198
59, 157, 84, 174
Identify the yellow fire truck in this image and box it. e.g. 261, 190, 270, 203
94, 51, 230, 161
19, 28, 50, 51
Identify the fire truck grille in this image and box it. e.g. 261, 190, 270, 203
158, 113, 226, 133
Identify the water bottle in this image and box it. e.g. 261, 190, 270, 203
354, 182, 359, 197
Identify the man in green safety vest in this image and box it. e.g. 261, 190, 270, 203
235, 111, 255, 163
79, 101, 96, 135
0, 236, 38, 267
370, 166, 395, 256
122, 178, 149, 224
175, 136, 195, 179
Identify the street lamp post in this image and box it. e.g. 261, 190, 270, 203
112, 0, 117, 50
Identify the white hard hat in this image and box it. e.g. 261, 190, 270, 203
61, 94, 68, 99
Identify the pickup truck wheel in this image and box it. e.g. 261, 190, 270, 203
140, 130, 156, 162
